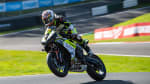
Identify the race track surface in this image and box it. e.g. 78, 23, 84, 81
0, 73, 150, 84
90, 42, 150, 57
0, 34, 150, 57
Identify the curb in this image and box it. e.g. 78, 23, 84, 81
89, 41, 150, 45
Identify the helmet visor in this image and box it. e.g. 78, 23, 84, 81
42, 17, 54, 25
43, 18, 49, 24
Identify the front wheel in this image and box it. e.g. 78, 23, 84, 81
47, 52, 69, 77
86, 55, 106, 81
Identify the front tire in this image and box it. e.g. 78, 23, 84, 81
86, 55, 106, 81
47, 52, 69, 77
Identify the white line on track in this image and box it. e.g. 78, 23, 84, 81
96, 53, 150, 57
89, 42, 150, 45
0, 73, 84, 79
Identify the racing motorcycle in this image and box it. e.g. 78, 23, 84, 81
44, 25, 106, 81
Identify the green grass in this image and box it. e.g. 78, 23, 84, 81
113, 2, 150, 27
101, 55, 150, 72
0, 49, 150, 77
82, 34, 150, 43
0, 50, 49, 76
113, 13, 150, 27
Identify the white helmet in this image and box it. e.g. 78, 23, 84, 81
42, 10, 55, 26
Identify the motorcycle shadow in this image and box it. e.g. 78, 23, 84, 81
81, 80, 134, 84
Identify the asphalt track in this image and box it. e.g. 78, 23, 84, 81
0, 73, 150, 84
0, 34, 150, 57
90, 42, 150, 57
0, 1, 150, 84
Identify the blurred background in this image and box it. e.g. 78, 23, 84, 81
0, 0, 150, 83
0, 0, 149, 33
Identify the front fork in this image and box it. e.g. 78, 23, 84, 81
55, 48, 63, 63
47, 43, 63, 64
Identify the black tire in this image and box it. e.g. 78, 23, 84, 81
47, 52, 69, 77
86, 55, 106, 81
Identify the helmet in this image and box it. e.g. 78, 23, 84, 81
42, 10, 55, 26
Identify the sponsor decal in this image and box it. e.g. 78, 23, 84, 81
38, 0, 53, 7
64, 41, 75, 58
69, 0, 81, 3
0, 3, 5, 12
53, 0, 69, 5
113, 27, 123, 39
6, 1, 22, 12
23, 1, 38, 10
1, 0, 82, 12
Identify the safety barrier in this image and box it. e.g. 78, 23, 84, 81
0, 0, 84, 12
91, 0, 139, 16
123, 0, 138, 8
94, 22, 150, 40
0, 10, 65, 31
0, 13, 41, 31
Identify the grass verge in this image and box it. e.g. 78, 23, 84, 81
0, 49, 150, 77
82, 34, 150, 43
0, 50, 49, 76
113, 13, 150, 27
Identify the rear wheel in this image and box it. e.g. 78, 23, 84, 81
47, 51, 69, 77
86, 55, 106, 81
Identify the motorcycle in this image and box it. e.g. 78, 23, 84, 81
44, 26, 106, 81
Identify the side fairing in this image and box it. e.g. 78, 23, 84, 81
56, 39, 76, 59
63, 40, 76, 60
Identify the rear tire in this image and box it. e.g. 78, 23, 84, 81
47, 52, 69, 77
86, 55, 106, 81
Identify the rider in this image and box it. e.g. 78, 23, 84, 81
41, 9, 93, 61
